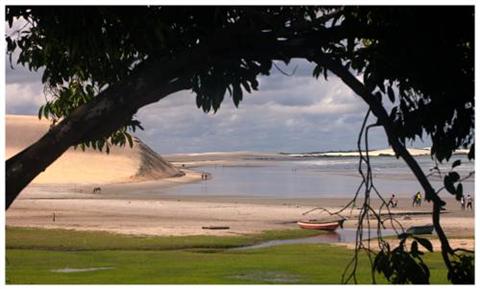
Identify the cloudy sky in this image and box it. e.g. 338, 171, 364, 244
6, 57, 405, 154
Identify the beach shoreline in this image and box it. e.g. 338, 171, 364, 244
5, 120, 474, 249
6, 174, 474, 239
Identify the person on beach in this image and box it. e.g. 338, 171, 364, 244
416, 192, 422, 207
460, 195, 466, 210
387, 194, 398, 208
466, 194, 473, 210
412, 192, 422, 207
412, 192, 419, 207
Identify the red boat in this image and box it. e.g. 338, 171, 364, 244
297, 219, 345, 231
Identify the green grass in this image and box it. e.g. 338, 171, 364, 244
6, 226, 450, 284
6, 226, 319, 251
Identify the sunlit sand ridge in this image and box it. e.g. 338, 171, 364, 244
6, 114, 183, 184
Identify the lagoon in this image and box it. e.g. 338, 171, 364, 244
162, 155, 474, 199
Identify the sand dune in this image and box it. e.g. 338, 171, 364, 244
317, 148, 431, 157
165, 148, 469, 164
6, 114, 183, 185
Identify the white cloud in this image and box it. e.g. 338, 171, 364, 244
133, 68, 383, 154
6, 82, 46, 115
6, 57, 393, 153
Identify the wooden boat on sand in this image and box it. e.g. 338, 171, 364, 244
297, 219, 346, 231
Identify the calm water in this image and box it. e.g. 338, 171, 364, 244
163, 155, 474, 199
233, 228, 397, 250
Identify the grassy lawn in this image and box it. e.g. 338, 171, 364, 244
6, 226, 319, 251
6, 227, 449, 284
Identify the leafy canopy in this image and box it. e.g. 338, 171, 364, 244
5, 6, 475, 284
6, 6, 474, 160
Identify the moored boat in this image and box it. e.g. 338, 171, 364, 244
297, 219, 345, 231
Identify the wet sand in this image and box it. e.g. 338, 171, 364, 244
6, 176, 474, 240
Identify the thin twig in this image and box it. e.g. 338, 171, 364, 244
272, 62, 298, 76
301, 207, 346, 220
452, 248, 474, 254
435, 171, 475, 194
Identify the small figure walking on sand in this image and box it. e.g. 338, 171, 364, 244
460, 195, 466, 210
387, 194, 398, 208
412, 191, 422, 207
416, 192, 422, 207
201, 172, 209, 180
466, 194, 473, 210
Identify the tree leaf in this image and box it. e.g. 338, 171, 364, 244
250, 78, 259, 90
373, 251, 384, 272
468, 144, 474, 160
125, 132, 133, 148
451, 159, 461, 169
195, 94, 202, 108
443, 175, 456, 195
43, 103, 50, 119
413, 237, 433, 252
312, 65, 322, 79
449, 171, 460, 182
387, 86, 395, 103
419, 262, 430, 281
455, 183, 463, 201
241, 80, 251, 93
232, 83, 243, 107
411, 240, 419, 256
38, 106, 44, 119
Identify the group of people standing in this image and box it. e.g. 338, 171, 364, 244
387, 191, 474, 211
387, 192, 422, 208
409, 191, 473, 210
201, 172, 209, 180
460, 194, 474, 210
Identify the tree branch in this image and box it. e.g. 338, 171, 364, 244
6, 55, 194, 209
317, 56, 454, 271
5, 25, 361, 209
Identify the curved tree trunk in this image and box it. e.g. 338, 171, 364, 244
4, 36, 457, 275
5, 29, 351, 209
319, 56, 453, 271
6, 56, 193, 209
